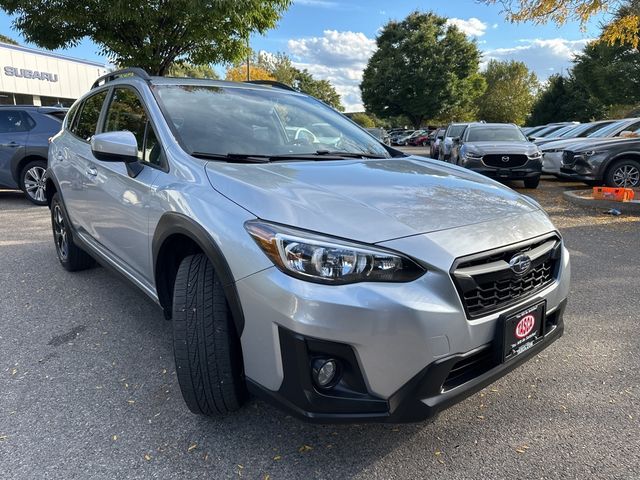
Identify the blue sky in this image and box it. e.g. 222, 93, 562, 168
0, 0, 607, 111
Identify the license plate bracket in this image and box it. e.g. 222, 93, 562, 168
499, 301, 546, 363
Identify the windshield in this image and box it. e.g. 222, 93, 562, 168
586, 121, 627, 138
448, 125, 466, 137
550, 124, 580, 138
153, 84, 391, 159
466, 126, 527, 142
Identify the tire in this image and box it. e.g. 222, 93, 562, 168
50, 193, 96, 271
20, 159, 48, 206
172, 253, 246, 416
524, 176, 541, 189
604, 159, 640, 188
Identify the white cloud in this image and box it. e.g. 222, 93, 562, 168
446, 18, 489, 37
483, 38, 593, 79
287, 30, 377, 111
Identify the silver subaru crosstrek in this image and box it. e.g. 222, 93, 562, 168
46, 68, 570, 423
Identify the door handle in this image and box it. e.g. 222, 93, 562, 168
0, 142, 19, 148
86, 167, 98, 177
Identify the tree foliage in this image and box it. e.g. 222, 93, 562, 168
0, 0, 292, 75
350, 112, 376, 128
480, 0, 640, 47
250, 51, 344, 110
477, 60, 539, 124
0, 33, 18, 44
360, 11, 484, 128
528, 1, 640, 124
527, 74, 603, 125
225, 64, 274, 82
168, 63, 218, 79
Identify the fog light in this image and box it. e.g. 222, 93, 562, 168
312, 358, 338, 388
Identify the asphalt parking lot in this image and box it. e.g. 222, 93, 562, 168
1, 155, 639, 479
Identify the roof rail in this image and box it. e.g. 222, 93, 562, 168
91, 67, 151, 89
244, 80, 297, 92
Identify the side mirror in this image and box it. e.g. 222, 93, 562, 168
452, 136, 461, 143
91, 131, 143, 177
92, 131, 138, 162
528, 136, 537, 142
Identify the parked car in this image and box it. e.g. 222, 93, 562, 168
365, 127, 391, 145
541, 118, 640, 175
439, 123, 469, 161
408, 130, 431, 146
452, 122, 543, 188
534, 120, 618, 147
390, 129, 413, 145
560, 137, 640, 187
529, 122, 578, 139
0, 105, 67, 205
46, 68, 570, 423
394, 130, 419, 146
430, 128, 445, 158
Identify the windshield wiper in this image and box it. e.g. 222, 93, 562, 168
190, 152, 271, 163
314, 150, 388, 159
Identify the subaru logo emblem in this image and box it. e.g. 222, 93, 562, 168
509, 254, 531, 276
501, 156, 510, 162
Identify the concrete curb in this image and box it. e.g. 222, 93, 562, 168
562, 189, 640, 215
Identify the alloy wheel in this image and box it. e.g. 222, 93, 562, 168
23, 166, 47, 203
53, 205, 69, 261
612, 164, 640, 188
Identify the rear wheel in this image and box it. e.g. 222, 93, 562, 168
524, 176, 540, 189
605, 159, 640, 188
172, 253, 246, 416
50, 193, 96, 271
20, 160, 47, 205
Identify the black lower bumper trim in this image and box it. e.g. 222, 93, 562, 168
248, 300, 566, 423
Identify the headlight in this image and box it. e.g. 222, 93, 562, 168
463, 151, 482, 161
584, 150, 599, 156
528, 151, 543, 159
245, 220, 426, 284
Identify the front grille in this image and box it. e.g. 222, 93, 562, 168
451, 234, 562, 319
562, 151, 576, 166
483, 154, 528, 168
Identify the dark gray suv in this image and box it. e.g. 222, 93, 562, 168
0, 106, 66, 205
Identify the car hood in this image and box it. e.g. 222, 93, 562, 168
205, 156, 538, 243
464, 141, 538, 155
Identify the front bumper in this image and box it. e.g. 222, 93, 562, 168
462, 157, 542, 180
248, 300, 565, 423
235, 222, 571, 423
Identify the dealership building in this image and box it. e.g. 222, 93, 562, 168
0, 42, 106, 107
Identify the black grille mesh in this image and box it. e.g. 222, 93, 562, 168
483, 154, 528, 168
452, 236, 561, 319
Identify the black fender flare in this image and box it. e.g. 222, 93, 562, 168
152, 212, 245, 335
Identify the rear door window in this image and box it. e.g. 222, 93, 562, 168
73, 90, 108, 141
0, 110, 34, 133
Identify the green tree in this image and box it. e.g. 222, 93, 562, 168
528, 74, 603, 125
479, 0, 640, 47
360, 11, 484, 128
0, 0, 292, 75
253, 51, 344, 110
168, 63, 218, 79
572, 40, 640, 109
477, 60, 539, 124
0, 33, 18, 44
350, 112, 376, 128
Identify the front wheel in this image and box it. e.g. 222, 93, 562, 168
50, 193, 96, 271
172, 253, 247, 416
524, 176, 541, 189
605, 159, 640, 188
20, 160, 48, 205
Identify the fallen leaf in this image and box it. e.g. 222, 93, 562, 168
11, 368, 17, 376
127, 400, 135, 404
273, 455, 282, 461
299, 445, 313, 453
188, 443, 197, 452
437, 458, 445, 465
0, 435, 8, 441
264, 476, 270, 480
144, 454, 152, 461
435, 450, 442, 456
477, 415, 485, 420
112, 435, 118, 441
